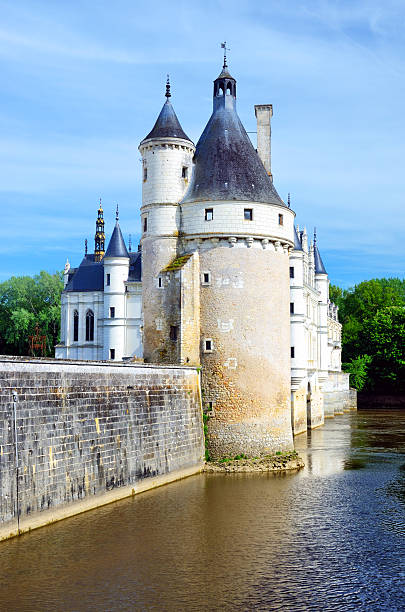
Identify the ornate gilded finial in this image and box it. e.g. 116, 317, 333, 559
165, 74, 171, 99
95, 200, 106, 261
116, 204, 119, 221
221, 41, 230, 68
85, 238, 88, 255
287, 192, 291, 208
129, 234, 132, 253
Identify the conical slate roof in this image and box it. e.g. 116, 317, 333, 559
142, 99, 192, 142
314, 243, 327, 274
294, 226, 303, 251
182, 65, 284, 205
104, 222, 129, 258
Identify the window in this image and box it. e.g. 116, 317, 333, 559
143, 217, 147, 233
244, 208, 253, 220
290, 302, 294, 314
205, 208, 213, 221
110, 307, 115, 318
204, 338, 213, 352
85, 310, 94, 341
106, 273, 111, 286
289, 267, 294, 279
291, 347, 295, 358
182, 166, 188, 179
143, 167, 147, 181
170, 325, 178, 342
278, 213, 284, 225
110, 348, 115, 360
201, 271, 211, 286
73, 310, 79, 342
158, 276, 163, 288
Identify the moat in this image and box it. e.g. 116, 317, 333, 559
0, 410, 404, 611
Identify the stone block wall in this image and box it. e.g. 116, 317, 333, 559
323, 371, 357, 416
0, 357, 204, 539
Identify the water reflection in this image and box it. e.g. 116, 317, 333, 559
0, 411, 404, 611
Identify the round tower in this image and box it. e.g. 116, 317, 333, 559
139, 77, 195, 362
180, 61, 296, 457
102, 207, 130, 361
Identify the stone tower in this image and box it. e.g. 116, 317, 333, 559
139, 78, 195, 363
180, 61, 296, 457
102, 207, 130, 361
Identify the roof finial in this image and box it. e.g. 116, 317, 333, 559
116, 204, 119, 222
129, 233, 132, 253
85, 238, 88, 255
165, 74, 171, 99
314, 227, 317, 245
287, 192, 291, 208
99, 197, 102, 209
221, 41, 230, 69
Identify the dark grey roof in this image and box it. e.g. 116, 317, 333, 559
294, 226, 303, 251
128, 252, 142, 281
142, 100, 192, 143
181, 69, 284, 205
314, 243, 327, 274
104, 222, 129, 258
64, 255, 104, 292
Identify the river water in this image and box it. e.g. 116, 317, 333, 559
0, 410, 404, 611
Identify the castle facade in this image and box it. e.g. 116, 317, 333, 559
55, 61, 347, 457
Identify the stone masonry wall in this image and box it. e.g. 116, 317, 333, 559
0, 357, 204, 538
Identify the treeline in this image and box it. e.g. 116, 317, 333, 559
330, 278, 405, 392
0, 271, 63, 357
0, 271, 403, 393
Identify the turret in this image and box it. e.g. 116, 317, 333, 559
139, 77, 195, 363
313, 229, 329, 381
102, 206, 130, 361
180, 55, 295, 457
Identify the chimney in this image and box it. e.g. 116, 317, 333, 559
254, 104, 273, 180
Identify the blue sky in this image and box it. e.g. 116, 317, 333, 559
0, 0, 404, 288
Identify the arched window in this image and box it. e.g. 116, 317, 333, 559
85, 309, 94, 342
218, 84, 224, 96
226, 82, 232, 95
73, 310, 79, 342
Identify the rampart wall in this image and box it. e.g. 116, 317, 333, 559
0, 357, 204, 541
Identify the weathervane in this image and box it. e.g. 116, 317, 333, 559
165, 74, 171, 99
221, 41, 230, 68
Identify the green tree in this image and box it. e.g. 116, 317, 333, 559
0, 271, 63, 356
342, 354, 372, 391
367, 306, 405, 392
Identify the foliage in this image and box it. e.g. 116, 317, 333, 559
0, 271, 63, 357
342, 355, 372, 391
368, 307, 405, 392
203, 412, 211, 462
336, 278, 405, 392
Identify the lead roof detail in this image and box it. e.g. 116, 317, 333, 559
181, 63, 285, 206
141, 77, 192, 143
313, 231, 327, 274
104, 220, 129, 258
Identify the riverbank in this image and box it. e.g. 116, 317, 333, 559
203, 451, 304, 473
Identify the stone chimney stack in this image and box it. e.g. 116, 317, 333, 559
254, 104, 273, 180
